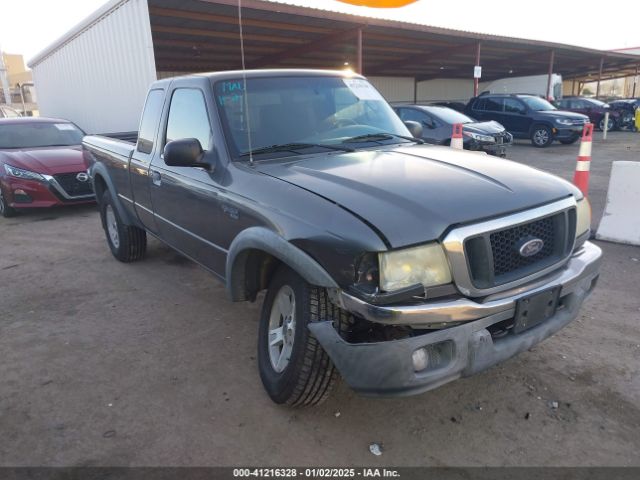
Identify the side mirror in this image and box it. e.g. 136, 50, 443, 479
163, 138, 212, 170
404, 120, 423, 138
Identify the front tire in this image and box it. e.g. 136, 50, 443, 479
258, 265, 351, 406
531, 125, 553, 148
99, 190, 147, 262
0, 188, 17, 218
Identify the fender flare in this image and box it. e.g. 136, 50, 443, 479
226, 227, 339, 301
90, 162, 140, 227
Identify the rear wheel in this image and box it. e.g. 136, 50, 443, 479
598, 116, 616, 131
531, 125, 553, 148
0, 188, 17, 218
99, 190, 146, 262
258, 265, 352, 406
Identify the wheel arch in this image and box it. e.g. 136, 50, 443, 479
226, 227, 339, 302
91, 163, 140, 227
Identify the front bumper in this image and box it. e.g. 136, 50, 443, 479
1, 175, 94, 208
554, 126, 584, 139
310, 241, 602, 396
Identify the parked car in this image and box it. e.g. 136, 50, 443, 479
465, 93, 589, 147
393, 104, 512, 157
429, 101, 467, 113
0, 105, 22, 118
556, 96, 620, 131
608, 99, 640, 130
0, 117, 94, 217
83, 70, 601, 406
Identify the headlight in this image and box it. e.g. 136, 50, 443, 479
4, 164, 45, 181
575, 197, 591, 238
379, 242, 452, 292
556, 118, 574, 126
463, 131, 495, 143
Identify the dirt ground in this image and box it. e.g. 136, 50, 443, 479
1, 131, 639, 466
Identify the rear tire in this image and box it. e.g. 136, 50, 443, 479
99, 190, 146, 262
0, 188, 17, 218
258, 265, 352, 406
598, 117, 616, 132
531, 125, 553, 148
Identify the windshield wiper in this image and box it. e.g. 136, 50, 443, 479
343, 133, 424, 144
240, 142, 354, 158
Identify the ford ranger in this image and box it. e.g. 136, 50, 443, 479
83, 70, 602, 406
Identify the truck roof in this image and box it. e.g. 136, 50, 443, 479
151, 69, 365, 88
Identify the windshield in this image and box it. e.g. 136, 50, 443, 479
520, 96, 556, 111
428, 107, 473, 124
0, 122, 84, 149
214, 75, 411, 159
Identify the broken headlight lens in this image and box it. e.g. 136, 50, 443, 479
378, 242, 451, 292
575, 197, 591, 238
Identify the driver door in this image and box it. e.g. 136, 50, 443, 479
149, 83, 227, 276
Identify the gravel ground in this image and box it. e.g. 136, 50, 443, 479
1, 131, 639, 466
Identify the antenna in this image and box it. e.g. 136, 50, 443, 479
238, 0, 254, 165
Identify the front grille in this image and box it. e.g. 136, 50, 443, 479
465, 209, 576, 289
490, 216, 555, 277
53, 172, 93, 197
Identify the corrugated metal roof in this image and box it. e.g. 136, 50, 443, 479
29, 0, 640, 81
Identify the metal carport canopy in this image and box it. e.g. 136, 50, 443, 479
149, 0, 639, 84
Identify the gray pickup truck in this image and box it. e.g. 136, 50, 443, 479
83, 69, 602, 406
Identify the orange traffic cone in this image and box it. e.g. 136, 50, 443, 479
573, 123, 593, 197
450, 123, 463, 150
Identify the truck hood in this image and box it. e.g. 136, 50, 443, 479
0, 146, 86, 174
256, 144, 578, 248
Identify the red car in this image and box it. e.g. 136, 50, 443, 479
0, 117, 94, 217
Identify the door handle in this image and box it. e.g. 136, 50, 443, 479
151, 170, 161, 186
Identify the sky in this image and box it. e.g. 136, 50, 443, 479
1, 0, 639, 64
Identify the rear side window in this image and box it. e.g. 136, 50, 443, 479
472, 98, 486, 111
137, 89, 164, 154
503, 98, 525, 114
484, 97, 502, 112
165, 88, 211, 150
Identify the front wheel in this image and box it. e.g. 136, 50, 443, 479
531, 125, 553, 148
99, 190, 147, 262
0, 188, 17, 218
258, 265, 351, 406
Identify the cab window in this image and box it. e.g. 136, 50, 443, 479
165, 88, 212, 150
136, 89, 164, 154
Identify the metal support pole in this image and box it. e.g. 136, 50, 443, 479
596, 57, 604, 99
571, 78, 576, 96
18, 83, 25, 114
633, 64, 638, 98
413, 78, 417, 103
473, 42, 481, 97
356, 28, 363, 75
603, 111, 609, 140
545, 50, 555, 100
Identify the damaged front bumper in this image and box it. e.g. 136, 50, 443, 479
310, 241, 602, 397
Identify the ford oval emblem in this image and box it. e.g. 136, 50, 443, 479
76, 172, 89, 182
518, 238, 544, 257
